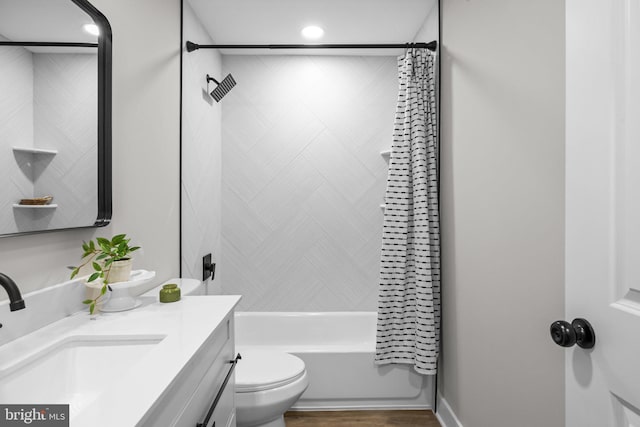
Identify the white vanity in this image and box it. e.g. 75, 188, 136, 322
0, 281, 240, 427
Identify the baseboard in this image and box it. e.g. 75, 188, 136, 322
435, 393, 463, 427
291, 404, 432, 411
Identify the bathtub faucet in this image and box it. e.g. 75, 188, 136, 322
0, 273, 26, 311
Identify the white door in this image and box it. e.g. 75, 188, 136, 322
566, 0, 640, 426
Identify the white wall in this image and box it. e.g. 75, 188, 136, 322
414, 1, 438, 43
181, 2, 222, 285
439, 0, 565, 426
220, 55, 397, 311
0, 0, 180, 300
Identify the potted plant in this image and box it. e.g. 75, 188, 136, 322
70, 234, 140, 314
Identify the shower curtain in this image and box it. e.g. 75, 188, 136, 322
375, 48, 439, 375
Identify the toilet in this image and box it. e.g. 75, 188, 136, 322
235, 349, 309, 427
142, 279, 309, 427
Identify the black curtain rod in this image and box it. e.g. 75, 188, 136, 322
186, 40, 437, 52
0, 41, 98, 48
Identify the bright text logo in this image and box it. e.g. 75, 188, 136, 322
0, 405, 68, 427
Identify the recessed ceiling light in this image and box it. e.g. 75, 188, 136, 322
83, 23, 100, 36
301, 25, 324, 40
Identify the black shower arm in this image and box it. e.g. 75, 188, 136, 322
186, 40, 437, 53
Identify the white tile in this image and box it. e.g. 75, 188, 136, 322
248, 155, 324, 229
181, 4, 223, 279
220, 55, 397, 311
302, 129, 378, 202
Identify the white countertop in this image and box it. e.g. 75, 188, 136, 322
0, 295, 241, 426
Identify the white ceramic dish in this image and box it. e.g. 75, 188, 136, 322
86, 270, 156, 312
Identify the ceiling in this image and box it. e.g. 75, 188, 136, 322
1, 0, 437, 55
0, 0, 97, 44
186, 0, 437, 55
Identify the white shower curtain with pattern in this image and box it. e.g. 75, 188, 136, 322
375, 48, 440, 375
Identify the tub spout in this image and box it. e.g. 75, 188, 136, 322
0, 273, 25, 311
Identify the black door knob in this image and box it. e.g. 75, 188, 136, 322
550, 318, 595, 349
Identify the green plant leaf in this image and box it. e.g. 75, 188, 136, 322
96, 237, 110, 246
75, 234, 139, 313
96, 237, 111, 253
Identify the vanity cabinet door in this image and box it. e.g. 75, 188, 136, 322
174, 315, 236, 427
138, 312, 236, 427
192, 365, 236, 427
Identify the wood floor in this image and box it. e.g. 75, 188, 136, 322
284, 410, 441, 427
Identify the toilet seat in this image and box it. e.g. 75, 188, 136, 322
236, 350, 306, 393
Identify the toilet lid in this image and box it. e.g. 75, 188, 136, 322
235, 349, 306, 392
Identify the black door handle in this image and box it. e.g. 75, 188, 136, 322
197, 353, 241, 427
550, 318, 595, 349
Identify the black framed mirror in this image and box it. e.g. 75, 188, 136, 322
0, 0, 111, 237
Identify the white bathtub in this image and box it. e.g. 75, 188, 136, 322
234, 312, 433, 410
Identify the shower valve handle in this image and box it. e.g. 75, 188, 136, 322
549, 318, 595, 349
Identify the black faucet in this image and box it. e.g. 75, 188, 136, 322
0, 273, 25, 311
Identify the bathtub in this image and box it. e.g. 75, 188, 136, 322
234, 312, 433, 410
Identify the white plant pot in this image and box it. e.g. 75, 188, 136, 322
85, 270, 156, 313
106, 258, 133, 284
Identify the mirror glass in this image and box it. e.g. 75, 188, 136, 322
0, 0, 111, 237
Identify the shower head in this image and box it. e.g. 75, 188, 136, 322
206, 73, 236, 102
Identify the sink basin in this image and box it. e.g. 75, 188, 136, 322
0, 335, 165, 416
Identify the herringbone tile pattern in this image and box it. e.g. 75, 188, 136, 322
0, 44, 34, 233
0, 47, 97, 234
33, 52, 98, 230
181, 4, 223, 281
220, 55, 398, 311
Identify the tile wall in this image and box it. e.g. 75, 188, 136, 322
181, 3, 223, 283
220, 54, 398, 311
0, 46, 96, 234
